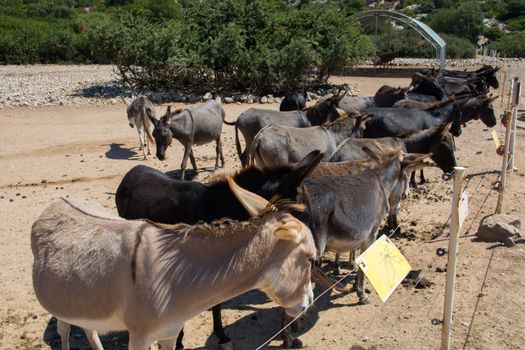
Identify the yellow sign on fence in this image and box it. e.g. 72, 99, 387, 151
492, 130, 500, 148
355, 235, 411, 302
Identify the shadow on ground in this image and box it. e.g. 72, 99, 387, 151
44, 317, 128, 350
105, 143, 138, 160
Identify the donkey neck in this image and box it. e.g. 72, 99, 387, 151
375, 160, 402, 195
401, 130, 435, 154
166, 110, 193, 136
151, 216, 293, 316
428, 103, 454, 121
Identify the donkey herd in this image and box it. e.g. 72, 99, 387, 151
31, 65, 500, 350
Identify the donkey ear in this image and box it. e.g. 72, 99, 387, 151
274, 218, 303, 243
279, 150, 324, 194
401, 153, 432, 172
148, 115, 159, 127
362, 146, 382, 166
227, 176, 272, 217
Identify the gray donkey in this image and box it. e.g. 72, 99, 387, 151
150, 99, 226, 180
123, 96, 157, 160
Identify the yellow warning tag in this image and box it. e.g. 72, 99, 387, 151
458, 190, 469, 231
355, 235, 411, 302
491, 130, 500, 148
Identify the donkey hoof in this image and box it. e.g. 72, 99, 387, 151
358, 294, 370, 305
282, 338, 303, 349
219, 341, 233, 350
333, 267, 341, 276
290, 318, 302, 332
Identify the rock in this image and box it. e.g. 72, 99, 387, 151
275, 97, 281, 103
224, 97, 234, 104
260, 96, 268, 104
246, 98, 254, 104
476, 214, 521, 247
267, 95, 275, 104
308, 92, 319, 100
203, 92, 213, 100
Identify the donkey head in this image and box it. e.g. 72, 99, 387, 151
478, 65, 500, 89
411, 73, 445, 100
459, 94, 498, 128
374, 85, 407, 107
150, 106, 175, 161
227, 177, 316, 317
427, 122, 456, 175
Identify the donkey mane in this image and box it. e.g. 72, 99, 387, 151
207, 163, 297, 185
322, 114, 354, 128
59, 196, 298, 239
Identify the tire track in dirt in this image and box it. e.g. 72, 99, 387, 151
0, 174, 121, 189
0, 137, 134, 161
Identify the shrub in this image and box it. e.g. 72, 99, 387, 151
489, 31, 525, 57
427, 2, 484, 43
0, 16, 85, 63
88, 1, 374, 94
440, 33, 476, 58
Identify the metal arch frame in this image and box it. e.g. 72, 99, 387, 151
351, 10, 446, 75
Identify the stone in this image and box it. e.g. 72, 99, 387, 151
224, 97, 234, 104
476, 214, 521, 247
203, 92, 213, 100
267, 95, 275, 104
260, 96, 268, 104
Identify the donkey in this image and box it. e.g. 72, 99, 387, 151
330, 122, 456, 220
362, 93, 497, 139
301, 147, 431, 304
123, 96, 157, 159
32, 179, 316, 350
280, 90, 308, 111
249, 115, 358, 169
225, 90, 347, 167
316, 85, 407, 113
150, 99, 225, 180
116, 151, 324, 349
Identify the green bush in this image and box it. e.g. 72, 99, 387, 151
506, 17, 525, 32
427, 2, 484, 43
88, 1, 374, 94
440, 33, 476, 58
489, 31, 525, 57
0, 16, 87, 63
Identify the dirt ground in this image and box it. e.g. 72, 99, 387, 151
1, 74, 524, 350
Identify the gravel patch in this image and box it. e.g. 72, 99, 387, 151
0, 64, 121, 108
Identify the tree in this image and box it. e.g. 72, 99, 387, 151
427, 2, 483, 43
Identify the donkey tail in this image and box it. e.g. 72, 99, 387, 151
223, 118, 236, 126
233, 123, 244, 165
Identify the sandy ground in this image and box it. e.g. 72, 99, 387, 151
1, 75, 524, 350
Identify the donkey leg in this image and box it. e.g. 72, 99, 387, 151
419, 169, 427, 184
175, 329, 184, 350
180, 147, 192, 181
212, 304, 232, 349
215, 139, 225, 169
56, 319, 70, 350
128, 332, 153, 350
158, 337, 177, 350
349, 250, 357, 270
137, 127, 147, 159
189, 149, 198, 171
410, 171, 417, 188
333, 253, 341, 275
280, 309, 302, 349
83, 329, 104, 350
